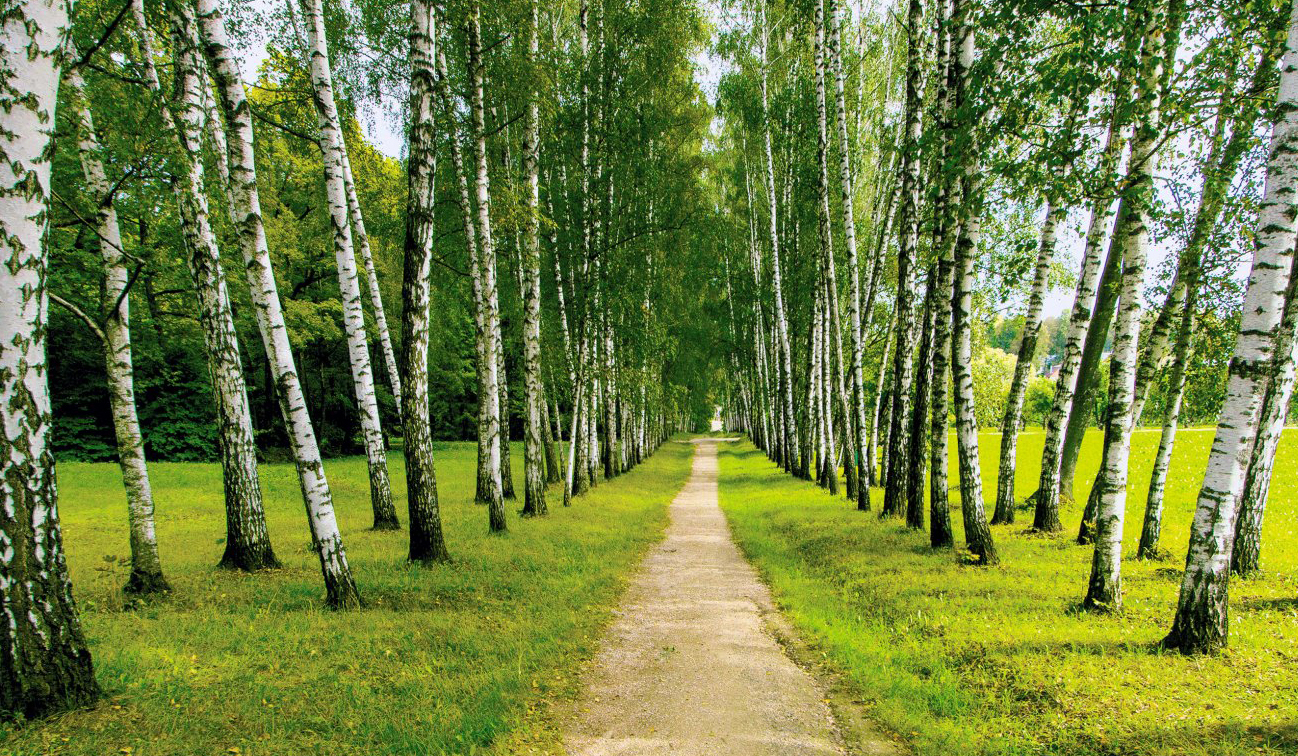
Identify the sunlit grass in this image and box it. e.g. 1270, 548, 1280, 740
1, 440, 692, 756
717, 429, 1298, 756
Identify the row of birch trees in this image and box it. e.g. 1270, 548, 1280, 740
1, 0, 716, 718
719, 0, 1298, 656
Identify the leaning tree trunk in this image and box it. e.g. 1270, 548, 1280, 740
183, 0, 357, 607
299, 0, 398, 531
1164, 0, 1298, 655
1138, 291, 1194, 560
882, 0, 925, 518
520, 0, 547, 517
134, 0, 274, 574
993, 195, 1065, 525
1232, 253, 1298, 576
466, 3, 506, 532
1084, 0, 1169, 611
400, 0, 449, 563
69, 75, 169, 595
340, 148, 402, 415
1033, 12, 1143, 532
0, 2, 100, 716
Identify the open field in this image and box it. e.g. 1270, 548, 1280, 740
718, 429, 1298, 756
0, 441, 693, 756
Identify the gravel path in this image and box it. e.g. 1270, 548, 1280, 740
562, 439, 848, 755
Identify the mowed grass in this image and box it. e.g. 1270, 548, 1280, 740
717, 428, 1298, 756
1, 439, 693, 756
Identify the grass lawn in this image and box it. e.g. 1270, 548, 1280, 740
1, 439, 693, 756
717, 428, 1298, 756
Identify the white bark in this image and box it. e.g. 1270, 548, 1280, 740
297, 0, 398, 531
69, 73, 169, 594
0, 0, 100, 716
132, 0, 275, 573
177, 0, 358, 606
467, 2, 507, 531
1165, 0, 1298, 654
400, 0, 448, 563
520, 0, 547, 516
340, 148, 403, 414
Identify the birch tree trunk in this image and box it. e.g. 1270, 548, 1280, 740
951, 181, 997, 565
401, 0, 449, 564
0, 0, 100, 715
340, 148, 402, 415
1032, 19, 1141, 532
882, 0, 924, 518
1163, 0, 1298, 654
520, 0, 547, 517
1138, 293, 1194, 560
298, 0, 398, 531
829, 0, 869, 510
761, 11, 800, 479
69, 74, 169, 595
1231, 257, 1298, 576
1083, 0, 1170, 611
907, 268, 934, 530
929, 254, 955, 548
179, 1, 358, 607
132, 0, 275, 574
993, 196, 1065, 525
466, 2, 506, 532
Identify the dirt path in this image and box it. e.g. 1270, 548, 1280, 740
561, 439, 853, 755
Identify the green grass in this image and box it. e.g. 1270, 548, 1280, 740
1, 439, 693, 756
717, 428, 1298, 756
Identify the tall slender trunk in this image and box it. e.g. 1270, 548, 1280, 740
1084, 0, 1171, 612
1138, 291, 1194, 560
929, 255, 955, 548
69, 75, 169, 594
340, 148, 402, 415
298, 0, 398, 531
401, 0, 449, 564
520, 0, 547, 517
829, 0, 869, 511
183, 1, 357, 607
466, 2, 507, 532
132, 0, 273, 574
882, 0, 924, 518
1033, 15, 1142, 531
1164, 0, 1298, 654
993, 195, 1065, 524
907, 269, 934, 530
0, 0, 100, 716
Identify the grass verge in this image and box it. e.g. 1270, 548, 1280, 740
717, 431, 1298, 756
2, 439, 692, 756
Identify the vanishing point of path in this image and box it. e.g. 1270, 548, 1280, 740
563, 438, 893, 755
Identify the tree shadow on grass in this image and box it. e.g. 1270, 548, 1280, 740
1062, 719, 1298, 756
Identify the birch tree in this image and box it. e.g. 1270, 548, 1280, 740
1083, 0, 1172, 612
297, 0, 399, 531
0, 0, 100, 716
467, 0, 507, 532
131, 0, 276, 573
174, 0, 358, 608
401, 0, 449, 564
66, 73, 169, 595
1163, 0, 1298, 655
520, 0, 548, 517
